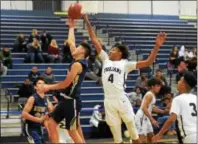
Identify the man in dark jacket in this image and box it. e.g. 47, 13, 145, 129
28, 66, 41, 83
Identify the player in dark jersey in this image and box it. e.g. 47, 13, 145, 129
40, 18, 91, 143
22, 77, 53, 144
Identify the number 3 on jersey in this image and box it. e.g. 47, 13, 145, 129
108, 74, 114, 83
189, 103, 197, 116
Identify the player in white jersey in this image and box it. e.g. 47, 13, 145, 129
152, 71, 197, 143
135, 78, 165, 143
83, 14, 166, 143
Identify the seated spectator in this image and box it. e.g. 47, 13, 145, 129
26, 39, 44, 63
192, 47, 197, 58
178, 45, 186, 61
155, 69, 168, 86
62, 40, 73, 63
0, 61, 8, 76
28, 29, 40, 43
41, 67, 55, 84
135, 72, 148, 95
47, 39, 61, 63
40, 30, 53, 52
28, 66, 40, 83
127, 87, 143, 106
17, 78, 34, 103
169, 46, 179, 68
176, 60, 188, 82
0, 45, 12, 69
13, 33, 27, 52
157, 93, 176, 135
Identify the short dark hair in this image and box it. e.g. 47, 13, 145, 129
80, 42, 91, 58
33, 77, 45, 86
113, 43, 129, 59
147, 78, 162, 88
183, 71, 197, 88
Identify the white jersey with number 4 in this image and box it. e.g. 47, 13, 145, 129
99, 50, 137, 99
170, 93, 197, 143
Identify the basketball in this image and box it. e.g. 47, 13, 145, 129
68, 3, 82, 19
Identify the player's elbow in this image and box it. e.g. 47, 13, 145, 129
21, 111, 27, 119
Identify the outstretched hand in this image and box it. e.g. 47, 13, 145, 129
82, 13, 89, 22
155, 32, 167, 47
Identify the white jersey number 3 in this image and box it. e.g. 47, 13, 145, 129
189, 103, 197, 116
108, 74, 114, 83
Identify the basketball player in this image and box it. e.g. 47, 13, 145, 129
135, 78, 165, 143
83, 14, 167, 143
21, 77, 53, 143
152, 71, 197, 143
40, 18, 91, 143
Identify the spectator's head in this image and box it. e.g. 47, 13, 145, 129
147, 78, 162, 94
33, 77, 45, 92
46, 67, 52, 74
50, 39, 58, 48
177, 71, 197, 93
135, 87, 141, 94
172, 46, 178, 52
32, 66, 38, 73
24, 78, 31, 85
165, 92, 173, 100
140, 72, 147, 80
109, 43, 129, 60
193, 47, 197, 54
82, 39, 88, 43
72, 42, 91, 58
156, 69, 163, 79
33, 39, 40, 47
19, 33, 24, 39
3, 45, 9, 52
42, 30, 46, 36
32, 29, 38, 36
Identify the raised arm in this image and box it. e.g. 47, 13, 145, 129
67, 18, 77, 56
83, 14, 102, 55
136, 32, 167, 69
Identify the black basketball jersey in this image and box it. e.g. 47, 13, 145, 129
59, 59, 88, 99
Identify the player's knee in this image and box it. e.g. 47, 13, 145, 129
47, 118, 57, 130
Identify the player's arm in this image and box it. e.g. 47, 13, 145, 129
43, 62, 82, 91
83, 14, 103, 55
22, 96, 44, 123
152, 106, 165, 114
152, 98, 179, 142
136, 32, 167, 69
46, 98, 54, 112
142, 95, 157, 123
67, 18, 77, 56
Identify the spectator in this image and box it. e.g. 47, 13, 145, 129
169, 46, 179, 68
178, 45, 185, 61
155, 69, 168, 86
28, 29, 40, 43
135, 72, 148, 95
0, 62, 8, 76
62, 40, 73, 63
192, 47, 197, 58
176, 60, 188, 82
13, 33, 27, 52
185, 48, 195, 60
26, 39, 44, 63
47, 39, 61, 63
157, 93, 176, 135
40, 30, 53, 52
41, 67, 55, 84
127, 87, 143, 106
0, 45, 12, 69
17, 78, 34, 99
28, 66, 40, 83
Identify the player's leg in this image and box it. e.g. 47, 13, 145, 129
47, 101, 65, 143
146, 118, 154, 143
66, 99, 83, 143
119, 97, 139, 143
104, 99, 123, 143
77, 115, 85, 143
26, 125, 44, 144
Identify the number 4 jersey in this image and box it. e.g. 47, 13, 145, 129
99, 50, 137, 99
170, 93, 197, 139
